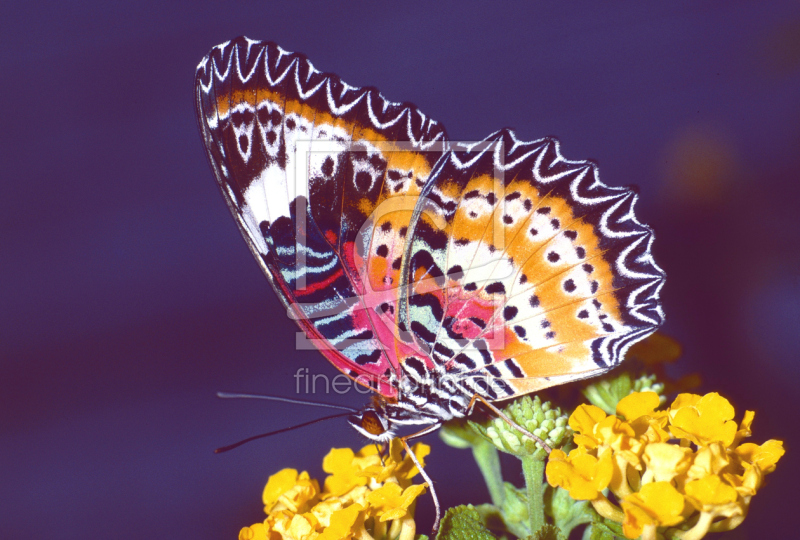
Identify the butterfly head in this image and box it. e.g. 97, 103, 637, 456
347, 406, 396, 443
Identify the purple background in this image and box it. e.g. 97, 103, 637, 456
2, 2, 798, 538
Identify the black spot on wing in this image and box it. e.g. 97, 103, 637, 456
448, 265, 464, 280
468, 316, 487, 329
410, 320, 438, 345
452, 353, 476, 370
409, 293, 444, 322
355, 349, 382, 366
485, 282, 506, 295
505, 361, 525, 378
410, 250, 445, 287
404, 356, 428, 378
321, 157, 334, 177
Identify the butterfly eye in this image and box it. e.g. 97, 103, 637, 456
360, 410, 387, 436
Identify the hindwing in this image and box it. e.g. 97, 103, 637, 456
397, 131, 665, 400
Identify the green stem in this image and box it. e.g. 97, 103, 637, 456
471, 439, 505, 507
521, 455, 546, 536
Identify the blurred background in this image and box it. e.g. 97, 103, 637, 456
2, 1, 798, 538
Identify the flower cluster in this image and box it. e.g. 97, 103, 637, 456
239, 439, 429, 540
545, 391, 784, 540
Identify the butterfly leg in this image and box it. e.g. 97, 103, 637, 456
376, 442, 387, 466
400, 424, 443, 534
466, 393, 552, 454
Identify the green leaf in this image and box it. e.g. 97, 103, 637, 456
436, 505, 497, 540
528, 523, 564, 540
497, 482, 530, 539
587, 520, 626, 540
582, 373, 633, 415
500, 482, 528, 523
441, 421, 484, 449
545, 486, 594, 538
471, 439, 506, 507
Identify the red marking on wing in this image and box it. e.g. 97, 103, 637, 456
294, 268, 344, 297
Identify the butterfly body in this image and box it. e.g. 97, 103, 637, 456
195, 37, 665, 441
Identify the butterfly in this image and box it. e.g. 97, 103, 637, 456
195, 37, 665, 449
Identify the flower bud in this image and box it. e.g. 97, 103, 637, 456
470, 395, 572, 458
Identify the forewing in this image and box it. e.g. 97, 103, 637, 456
195, 37, 448, 397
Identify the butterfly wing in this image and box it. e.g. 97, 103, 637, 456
398, 130, 665, 401
195, 37, 448, 398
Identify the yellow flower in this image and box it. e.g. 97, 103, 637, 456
568, 402, 645, 476
724, 440, 785, 498
641, 442, 693, 484
239, 522, 268, 540
241, 441, 429, 540
621, 482, 685, 539
569, 404, 608, 449
317, 504, 363, 540
731, 410, 755, 447
322, 447, 381, 497
332, 486, 371, 509
390, 439, 430, 483
617, 391, 661, 422
736, 439, 784, 473
668, 393, 737, 447
723, 462, 763, 498
361, 439, 430, 486
264, 469, 320, 514
545, 446, 613, 500
617, 392, 670, 443
674, 476, 750, 540
684, 475, 738, 509
309, 499, 345, 528
271, 512, 320, 540
685, 442, 730, 481
366, 482, 427, 522
594, 415, 643, 468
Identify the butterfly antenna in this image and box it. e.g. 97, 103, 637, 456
216, 392, 358, 413
214, 412, 352, 453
